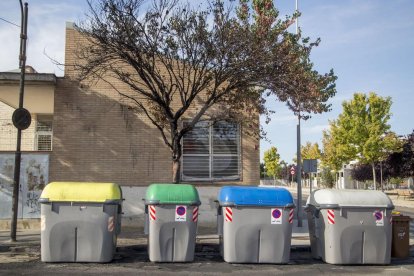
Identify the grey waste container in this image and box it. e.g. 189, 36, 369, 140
39, 182, 123, 262
217, 186, 295, 263
305, 189, 394, 264
144, 183, 201, 262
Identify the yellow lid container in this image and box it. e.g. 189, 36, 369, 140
40, 182, 122, 203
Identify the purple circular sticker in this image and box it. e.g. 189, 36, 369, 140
272, 209, 282, 219
374, 211, 382, 220
177, 206, 186, 216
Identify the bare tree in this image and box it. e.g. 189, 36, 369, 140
70, 0, 336, 183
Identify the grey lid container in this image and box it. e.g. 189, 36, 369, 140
306, 189, 394, 209
306, 189, 394, 265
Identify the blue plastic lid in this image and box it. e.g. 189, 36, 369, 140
217, 186, 295, 207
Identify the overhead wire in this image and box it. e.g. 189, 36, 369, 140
0, 17, 20, 27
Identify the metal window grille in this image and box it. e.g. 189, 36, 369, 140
182, 121, 240, 181
36, 115, 53, 151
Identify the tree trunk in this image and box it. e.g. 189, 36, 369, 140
172, 159, 180, 184
380, 161, 383, 192
170, 122, 182, 184
372, 163, 377, 190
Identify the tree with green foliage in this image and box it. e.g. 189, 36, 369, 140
260, 162, 267, 179
278, 160, 288, 181
320, 167, 335, 188
321, 122, 345, 172
263, 146, 281, 180
301, 142, 322, 188
327, 93, 402, 188
293, 142, 321, 163
301, 142, 322, 160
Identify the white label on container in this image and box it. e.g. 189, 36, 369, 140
271, 208, 282, 224
374, 210, 384, 226
175, 205, 187, 222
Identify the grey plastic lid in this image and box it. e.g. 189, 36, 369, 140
307, 189, 394, 209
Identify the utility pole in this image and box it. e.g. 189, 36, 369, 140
380, 161, 383, 192
295, 0, 299, 34
11, 0, 29, 242
295, 0, 303, 228
296, 115, 302, 227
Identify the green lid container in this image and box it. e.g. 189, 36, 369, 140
145, 183, 200, 205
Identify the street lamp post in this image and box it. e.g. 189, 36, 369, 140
294, 0, 303, 228
296, 115, 302, 227
380, 160, 384, 192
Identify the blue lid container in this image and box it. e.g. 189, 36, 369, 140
217, 186, 295, 207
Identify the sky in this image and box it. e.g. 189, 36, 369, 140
1, 0, 413, 162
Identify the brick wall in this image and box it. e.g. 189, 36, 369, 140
49, 24, 259, 186
0, 101, 36, 151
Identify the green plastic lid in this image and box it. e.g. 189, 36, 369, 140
145, 183, 200, 205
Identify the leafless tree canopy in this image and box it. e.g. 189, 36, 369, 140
72, 0, 337, 182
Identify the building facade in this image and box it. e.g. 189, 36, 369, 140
48, 23, 260, 187
0, 67, 55, 221
0, 23, 260, 225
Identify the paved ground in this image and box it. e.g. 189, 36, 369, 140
1, 225, 414, 275
2, 188, 414, 275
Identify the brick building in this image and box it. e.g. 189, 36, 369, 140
0, 23, 260, 224
48, 22, 260, 187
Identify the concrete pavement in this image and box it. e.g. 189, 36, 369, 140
1, 223, 414, 275
2, 187, 414, 275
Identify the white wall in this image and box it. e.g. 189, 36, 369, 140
0, 153, 49, 219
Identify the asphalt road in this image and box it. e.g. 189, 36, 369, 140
1, 193, 413, 275
0, 242, 414, 276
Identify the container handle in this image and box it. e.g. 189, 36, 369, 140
317, 204, 340, 209
104, 199, 122, 204
144, 200, 160, 205
38, 198, 49, 203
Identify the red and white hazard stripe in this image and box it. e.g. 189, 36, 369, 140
289, 209, 294, 224
108, 216, 115, 232
149, 205, 156, 221
192, 206, 199, 222
327, 209, 335, 225
225, 207, 233, 222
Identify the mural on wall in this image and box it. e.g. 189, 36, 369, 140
0, 153, 49, 219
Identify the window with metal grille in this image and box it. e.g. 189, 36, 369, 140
36, 115, 53, 151
182, 121, 240, 181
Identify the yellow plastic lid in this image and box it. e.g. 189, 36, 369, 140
40, 182, 122, 202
